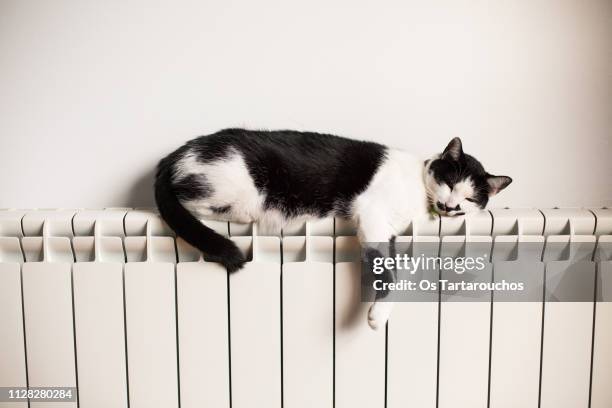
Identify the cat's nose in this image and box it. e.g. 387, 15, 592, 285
436, 202, 460, 213
444, 203, 460, 212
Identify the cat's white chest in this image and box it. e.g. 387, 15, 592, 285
353, 149, 428, 236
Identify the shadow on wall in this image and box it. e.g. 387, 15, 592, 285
123, 168, 156, 208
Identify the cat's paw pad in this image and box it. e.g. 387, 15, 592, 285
368, 302, 391, 330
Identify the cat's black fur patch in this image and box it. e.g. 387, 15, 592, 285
173, 174, 211, 201
184, 128, 388, 217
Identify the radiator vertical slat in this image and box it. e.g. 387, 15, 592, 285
387, 236, 439, 408
388, 305, 438, 407
229, 236, 282, 408
539, 235, 596, 408
490, 275, 543, 404
0, 238, 27, 408
437, 237, 492, 408
488, 236, 544, 408
591, 264, 612, 407
438, 306, 491, 408
21, 237, 77, 408
586, 236, 612, 408
176, 238, 230, 408
72, 261, 128, 408
489, 303, 543, 407
282, 236, 334, 408
540, 302, 594, 408
124, 236, 179, 408
334, 236, 385, 408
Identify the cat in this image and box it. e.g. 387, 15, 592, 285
154, 128, 512, 329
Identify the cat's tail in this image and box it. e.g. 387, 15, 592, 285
154, 164, 246, 272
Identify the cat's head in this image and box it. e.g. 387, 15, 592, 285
424, 137, 512, 216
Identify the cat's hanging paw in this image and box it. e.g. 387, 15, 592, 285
204, 241, 247, 273
367, 302, 393, 330
222, 253, 246, 273
221, 244, 247, 273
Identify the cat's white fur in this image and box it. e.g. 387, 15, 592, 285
352, 149, 429, 240
177, 148, 265, 224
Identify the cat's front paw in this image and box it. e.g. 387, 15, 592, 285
367, 302, 392, 330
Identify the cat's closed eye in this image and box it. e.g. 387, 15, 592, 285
465, 197, 476, 203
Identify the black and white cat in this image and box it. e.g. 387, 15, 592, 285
155, 128, 511, 328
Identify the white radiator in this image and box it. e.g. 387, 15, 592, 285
0, 208, 611, 408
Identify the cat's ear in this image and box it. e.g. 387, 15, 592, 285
486, 174, 513, 196
442, 137, 463, 161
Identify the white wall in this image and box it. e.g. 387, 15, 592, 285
1, 0, 610, 209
